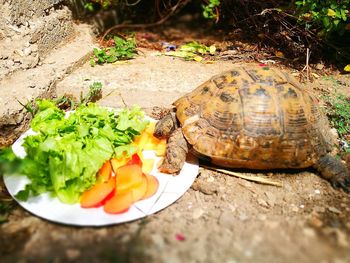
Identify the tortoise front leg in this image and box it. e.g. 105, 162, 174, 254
158, 128, 189, 174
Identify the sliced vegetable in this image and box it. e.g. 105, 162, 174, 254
110, 156, 129, 172
80, 177, 115, 208
97, 161, 112, 183
129, 174, 148, 202
142, 174, 159, 199
116, 164, 143, 192
104, 191, 133, 214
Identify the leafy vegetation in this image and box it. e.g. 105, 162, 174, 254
323, 92, 350, 139
295, 0, 350, 37
90, 36, 137, 66
202, 0, 220, 20
3, 101, 148, 204
164, 41, 216, 62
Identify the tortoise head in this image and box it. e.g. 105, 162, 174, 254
153, 112, 177, 139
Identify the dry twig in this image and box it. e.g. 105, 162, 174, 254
201, 165, 283, 187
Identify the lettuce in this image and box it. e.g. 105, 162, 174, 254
12, 100, 149, 204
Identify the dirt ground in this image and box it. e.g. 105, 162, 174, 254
1, 20, 350, 263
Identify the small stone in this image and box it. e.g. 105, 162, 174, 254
219, 210, 234, 227
308, 216, 323, 228
206, 176, 215, 183
193, 180, 217, 195
264, 192, 276, 207
192, 208, 205, 219
328, 206, 341, 214
257, 214, 267, 221
303, 227, 316, 238
65, 248, 80, 260
314, 189, 321, 194
151, 234, 165, 249
238, 212, 249, 221
257, 198, 269, 208
316, 63, 324, 70
314, 206, 326, 213
291, 204, 299, 212
23, 47, 32, 56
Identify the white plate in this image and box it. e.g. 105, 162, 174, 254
3, 114, 199, 226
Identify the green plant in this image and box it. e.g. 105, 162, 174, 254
323, 92, 350, 137
84, 0, 113, 11
202, 0, 220, 20
90, 36, 137, 66
164, 41, 216, 62
295, 0, 350, 36
80, 82, 103, 105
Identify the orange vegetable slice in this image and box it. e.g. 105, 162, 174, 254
142, 174, 159, 200
111, 156, 129, 173
129, 175, 148, 202
80, 177, 115, 208
116, 164, 143, 192
103, 191, 133, 214
97, 160, 112, 183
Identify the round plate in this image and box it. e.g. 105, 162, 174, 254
3, 114, 199, 226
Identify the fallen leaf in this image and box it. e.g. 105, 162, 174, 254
344, 64, 350, 72
275, 51, 285, 58
193, 56, 203, 62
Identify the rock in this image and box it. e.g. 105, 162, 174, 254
264, 192, 276, 207
314, 206, 326, 213
323, 228, 349, 248
308, 215, 323, 228
328, 207, 341, 214
257, 214, 267, 221
238, 212, 249, 221
191, 180, 217, 195
303, 227, 316, 238
192, 208, 205, 219
65, 248, 81, 260
257, 198, 269, 208
151, 234, 165, 249
219, 210, 234, 227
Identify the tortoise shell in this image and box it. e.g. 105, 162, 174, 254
174, 65, 334, 169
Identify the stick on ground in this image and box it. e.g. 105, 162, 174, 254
201, 165, 283, 187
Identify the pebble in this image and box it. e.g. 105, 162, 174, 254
238, 212, 249, 221
219, 210, 235, 227
151, 234, 165, 249
257, 214, 267, 221
308, 216, 323, 228
303, 227, 316, 238
192, 208, 205, 219
257, 198, 269, 208
65, 248, 81, 260
328, 206, 341, 214
314, 189, 321, 194
192, 180, 217, 195
314, 206, 326, 213
264, 192, 276, 207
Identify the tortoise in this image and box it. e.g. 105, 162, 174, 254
153, 65, 350, 191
